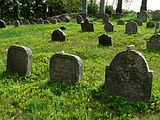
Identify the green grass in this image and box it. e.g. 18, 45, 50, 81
0, 18, 160, 120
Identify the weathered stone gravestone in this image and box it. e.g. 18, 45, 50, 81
50, 53, 83, 85
44, 20, 50, 24
81, 18, 94, 32
37, 18, 44, 24
51, 29, 67, 41
102, 14, 110, 24
155, 23, 160, 30
98, 33, 112, 46
146, 21, 155, 28
30, 21, 37, 25
104, 22, 114, 32
57, 18, 62, 23
152, 11, 160, 21
14, 20, 20, 27
147, 33, 160, 49
117, 20, 125, 25
125, 21, 138, 34
0, 20, 6, 28
49, 18, 57, 24
7, 45, 32, 76
76, 15, 82, 24
134, 20, 143, 26
105, 46, 153, 102
138, 10, 148, 22
20, 21, 23, 25
60, 26, 66, 30
23, 20, 30, 25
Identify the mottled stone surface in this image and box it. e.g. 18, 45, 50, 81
147, 33, 160, 49
102, 14, 110, 24
30, 21, 37, 25
51, 29, 67, 41
134, 20, 143, 26
105, 48, 153, 102
0, 20, 6, 28
7, 45, 32, 76
125, 21, 138, 34
152, 11, 160, 21
104, 22, 114, 32
117, 20, 125, 25
146, 21, 155, 28
76, 15, 82, 24
81, 18, 94, 32
50, 53, 83, 85
138, 10, 148, 22
37, 18, 44, 24
98, 33, 112, 46
14, 20, 20, 27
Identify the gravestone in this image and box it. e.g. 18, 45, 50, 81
0, 20, 6, 28
50, 53, 83, 85
30, 21, 37, 25
105, 46, 153, 102
98, 33, 112, 46
44, 20, 50, 24
102, 14, 110, 24
37, 18, 44, 24
156, 23, 160, 30
76, 15, 82, 24
51, 29, 67, 41
14, 20, 20, 27
49, 18, 57, 24
23, 20, 30, 25
134, 20, 143, 26
152, 11, 160, 21
7, 45, 32, 76
57, 18, 62, 23
146, 21, 155, 28
125, 21, 138, 34
60, 26, 66, 30
104, 22, 114, 32
117, 20, 125, 25
20, 21, 23, 25
81, 18, 94, 32
138, 10, 148, 22
147, 33, 160, 49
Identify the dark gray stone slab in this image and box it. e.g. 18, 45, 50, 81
99, 33, 112, 46
50, 53, 83, 85
7, 45, 32, 76
37, 18, 44, 24
23, 20, 30, 25
104, 22, 114, 32
152, 11, 160, 21
138, 10, 148, 22
0, 20, 6, 28
147, 33, 160, 49
146, 21, 155, 28
125, 21, 138, 34
76, 15, 82, 24
81, 18, 94, 32
105, 46, 153, 102
51, 29, 67, 41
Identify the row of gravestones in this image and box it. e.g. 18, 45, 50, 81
5, 45, 153, 103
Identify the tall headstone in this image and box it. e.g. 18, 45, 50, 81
147, 33, 160, 49
138, 10, 148, 22
146, 21, 155, 28
50, 53, 83, 85
125, 21, 138, 34
7, 45, 32, 76
81, 18, 94, 32
0, 20, 6, 28
76, 15, 82, 24
105, 45, 153, 102
104, 22, 114, 32
152, 11, 160, 21
51, 29, 67, 41
98, 33, 113, 46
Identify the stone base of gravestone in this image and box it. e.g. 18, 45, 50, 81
146, 21, 155, 28
98, 33, 113, 46
147, 33, 160, 49
105, 47, 153, 102
50, 53, 83, 85
7, 45, 32, 76
51, 29, 67, 41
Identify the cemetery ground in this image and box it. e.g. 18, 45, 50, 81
0, 18, 160, 120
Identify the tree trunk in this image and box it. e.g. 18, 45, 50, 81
82, 0, 88, 14
140, 0, 147, 11
99, 0, 106, 15
116, 0, 122, 14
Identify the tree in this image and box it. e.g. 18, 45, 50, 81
88, 0, 99, 15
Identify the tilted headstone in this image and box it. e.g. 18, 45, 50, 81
146, 21, 155, 28
14, 20, 20, 27
102, 14, 110, 24
76, 15, 82, 24
44, 20, 50, 24
125, 21, 138, 34
104, 22, 114, 32
51, 29, 67, 41
134, 20, 143, 26
98, 33, 113, 46
81, 18, 94, 32
138, 10, 148, 22
50, 53, 83, 85
37, 18, 44, 24
0, 20, 6, 28
152, 11, 160, 21
105, 46, 153, 102
147, 33, 160, 49
117, 20, 125, 25
7, 45, 32, 76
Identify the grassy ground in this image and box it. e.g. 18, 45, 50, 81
0, 18, 160, 120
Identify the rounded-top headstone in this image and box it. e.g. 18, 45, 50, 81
152, 11, 160, 21
134, 19, 143, 26
37, 18, 44, 24
98, 33, 113, 46
125, 21, 138, 34
138, 10, 148, 22
0, 20, 7, 28
14, 20, 20, 27
102, 14, 110, 24
51, 29, 67, 41
104, 22, 114, 32
146, 21, 155, 28
44, 20, 50, 24
23, 20, 30, 25
60, 26, 66, 30
147, 33, 160, 49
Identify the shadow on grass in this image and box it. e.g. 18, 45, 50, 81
143, 48, 160, 54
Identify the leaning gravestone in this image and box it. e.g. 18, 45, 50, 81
147, 33, 160, 49
50, 53, 83, 85
0, 20, 6, 28
117, 20, 125, 25
125, 21, 138, 34
98, 33, 113, 46
146, 21, 155, 28
14, 20, 20, 27
152, 11, 160, 21
105, 45, 153, 102
102, 14, 110, 24
134, 20, 143, 26
7, 45, 32, 76
104, 22, 114, 32
81, 18, 94, 32
51, 29, 67, 41
76, 15, 82, 24
138, 10, 148, 22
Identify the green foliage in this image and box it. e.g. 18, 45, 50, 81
105, 5, 115, 15
88, 0, 99, 15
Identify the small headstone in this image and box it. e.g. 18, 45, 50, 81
60, 26, 66, 30
44, 20, 50, 24
14, 20, 20, 27
50, 53, 83, 85
152, 11, 160, 21
76, 15, 82, 24
138, 10, 148, 22
98, 33, 112, 46
105, 46, 153, 102
37, 18, 44, 24
23, 20, 30, 25
146, 21, 155, 28
57, 18, 62, 23
51, 29, 67, 41
147, 33, 160, 49
125, 21, 138, 34
117, 20, 125, 25
49, 18, 57, 24
81, 18, 94, 32
5, 21, 11, 26
30, 21, 37, 25
156, 22, 160, 30
104, 22, 114, 32
134, 20, 143, 26
19, 21, 23, 25
7, 45, 32, 76
0, 20, 6, 28
102, 14, 110, 24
